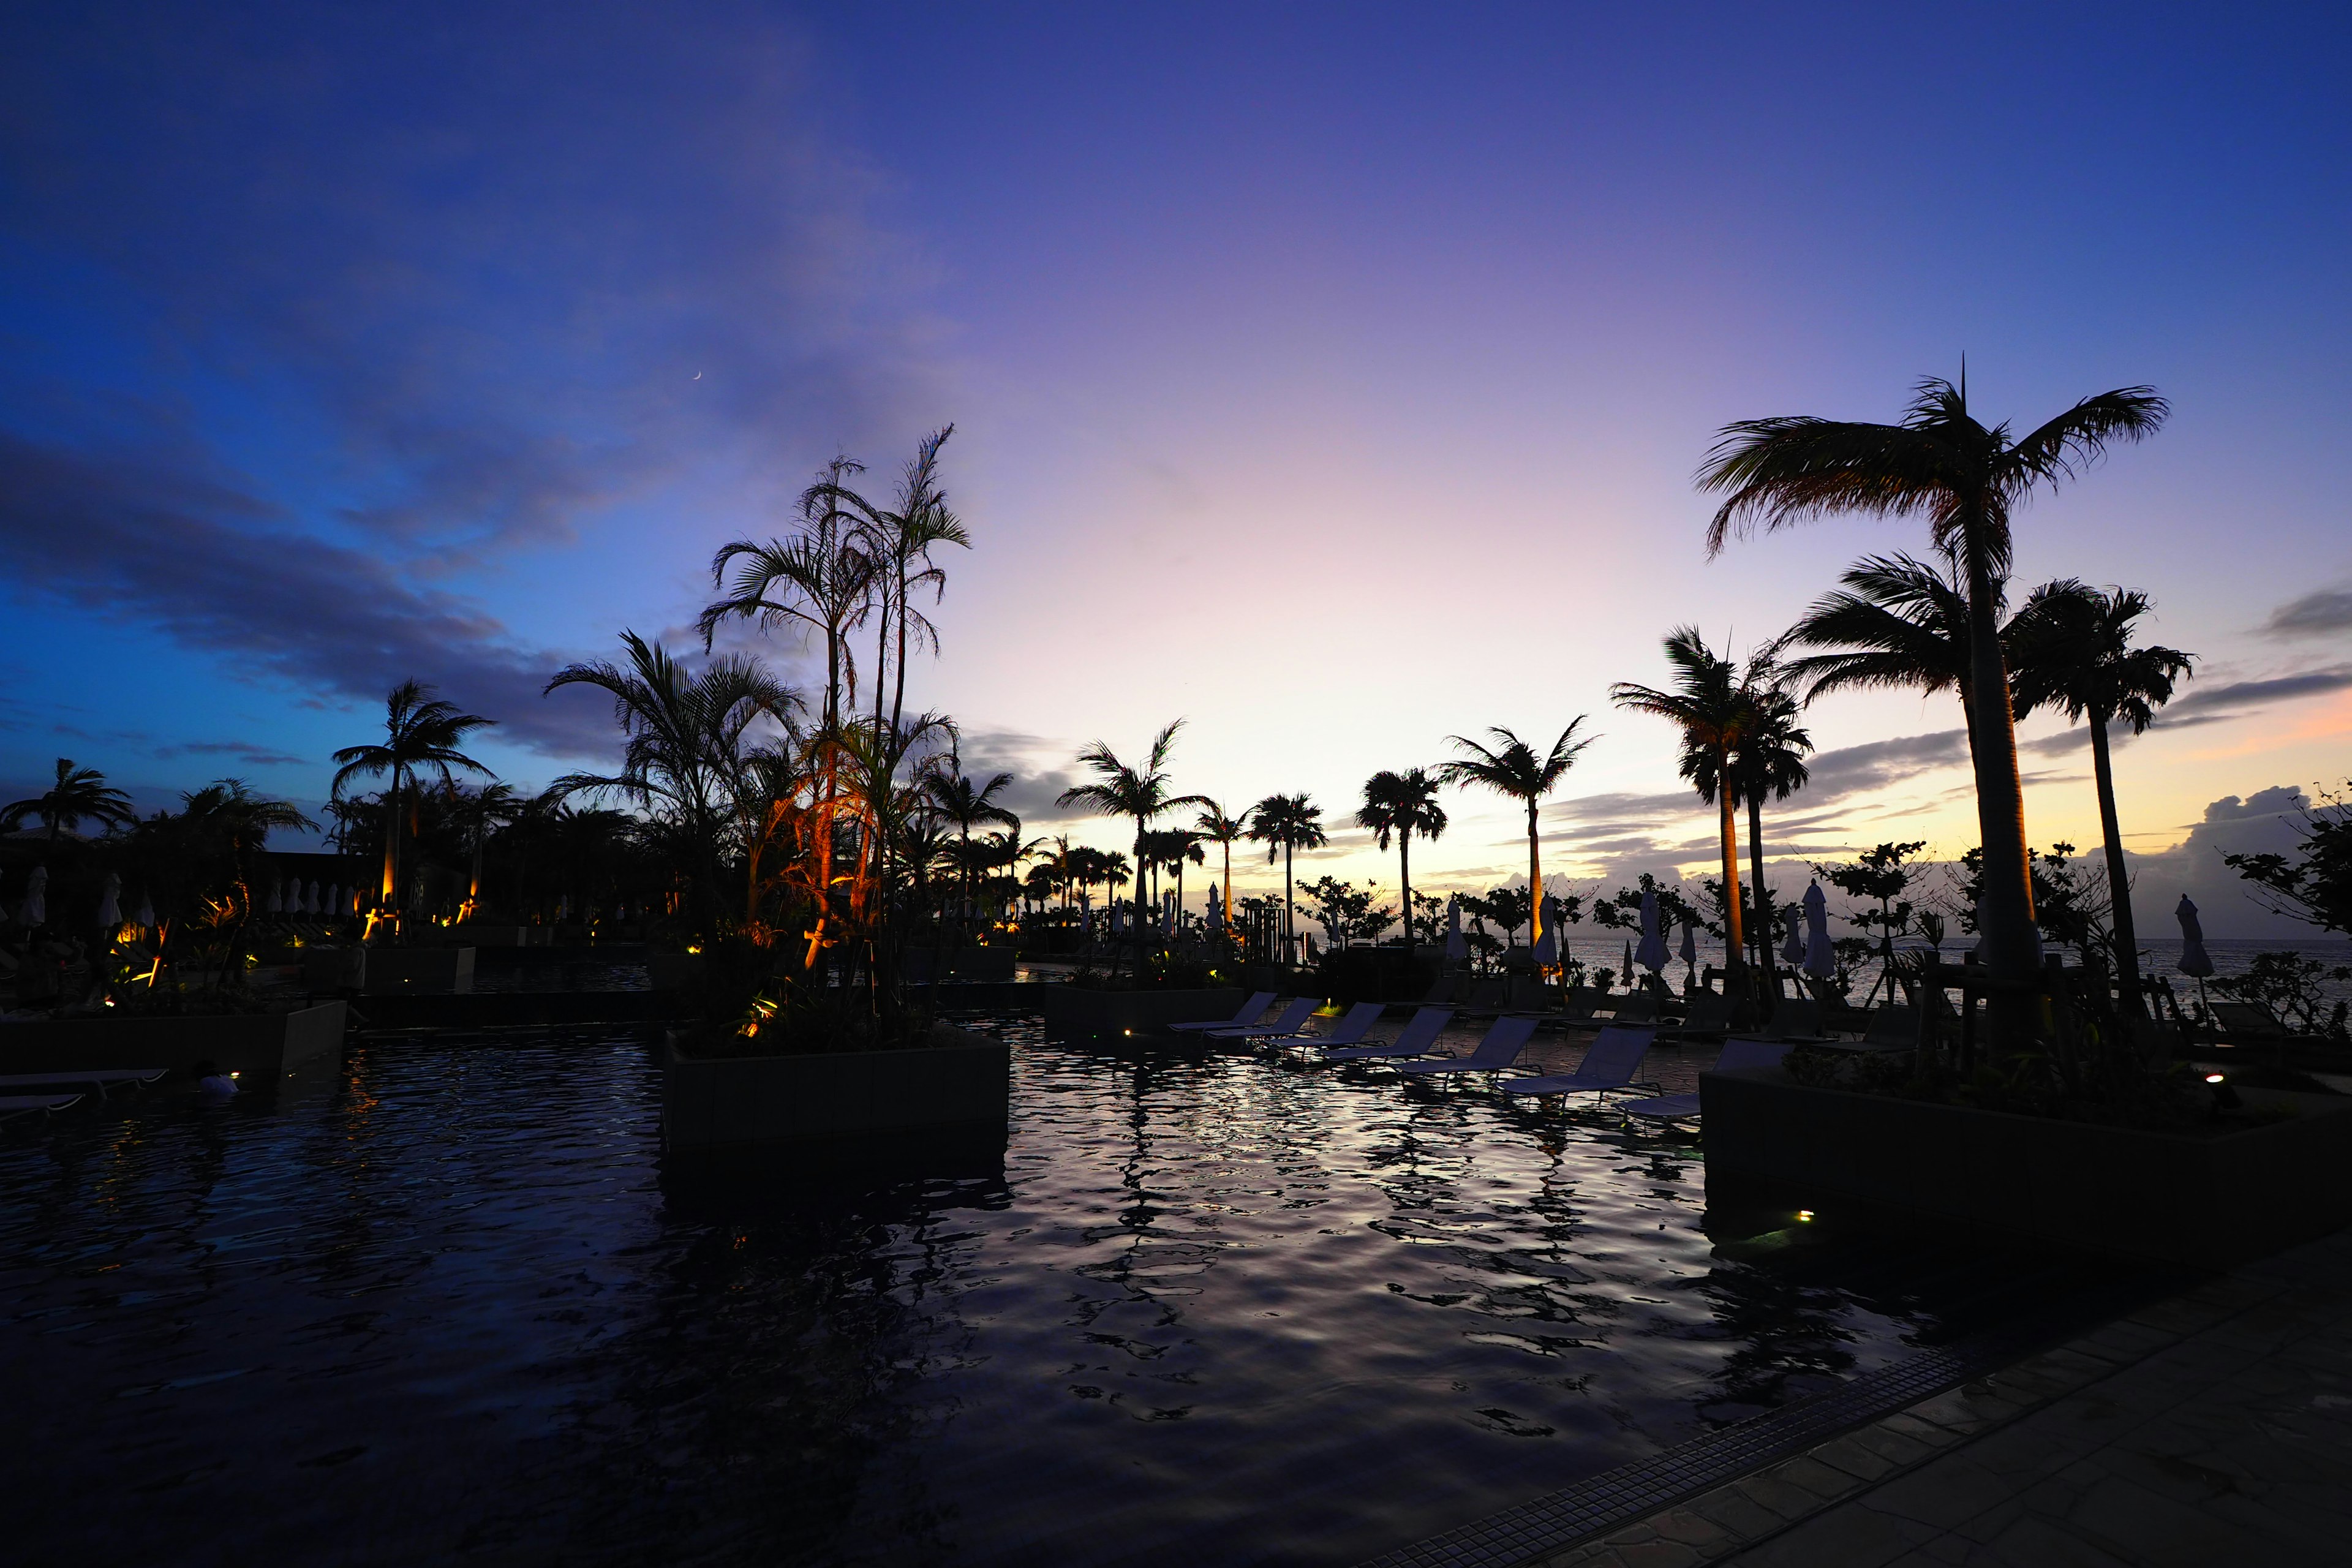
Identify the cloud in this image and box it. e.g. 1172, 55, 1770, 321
2262, 589, 2352, 639
2157, 667, 2352, 725
2128, 786, 2321, 938
157, 739, 309, 769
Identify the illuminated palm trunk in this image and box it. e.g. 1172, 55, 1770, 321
2087, 711, 2146, 1020
1963, 538, 2041, 1040
1717, 785, 1745, 986
1523, 801, 1544, 971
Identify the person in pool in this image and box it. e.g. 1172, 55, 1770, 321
192, 1059, 238, 1098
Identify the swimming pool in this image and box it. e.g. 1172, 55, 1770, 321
1, 1019, 2138, 1565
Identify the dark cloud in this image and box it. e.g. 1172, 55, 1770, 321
0, 431, 611, 756
2158, 667, 2352, 723
158, 739, 309, 769
2263, 589, 2352, 639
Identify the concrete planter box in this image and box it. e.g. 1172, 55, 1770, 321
0, 1001, 347, 1088
300, 947, 475, 993
646, 952, 704, 991
1701, 1066, 2352, 1269
662, 1023, 1009, 1153
1038, 986, 1249, 1041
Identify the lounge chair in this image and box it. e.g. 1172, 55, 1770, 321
1619, 1036, 1789, 1120
1504, 976, 1551, 1012
1860, 1006, 1918, 1050
1203, 996, 1320, 1042
1415, 971, 1455, 1006
1606, 990, 1660, 1025
1392, 1016, 1539, 1080
2211, 1001, 2290, 1042
1559, 986, 1603, 1020
1168, 992, 1278, 1032
1272, 1001, 1386, 1053
0, 1092, 84, 1120
1766, 998, 1825, 1042
0, 1068, 168, 1100
1322, 1006, 1455, 1062
1662, 990, 1734, 1041
1462, 978, 1507, 1013
1501, 1025, 1658, 1102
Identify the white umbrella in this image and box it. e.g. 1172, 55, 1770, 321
2174, 895, 2215, 978
1634, 887, 1668, 973
1780, 905, 1806, 963
266, 880, 284, 915
1803, 881, 1836, 980
1205, 897, 1224, 935
135, 889, 156, 930
97, 872, 122, 926
326, 883, 340, 916
306, 880, 322, 916
1679, 918, 1698, 978
1623, 938, 1635, 981
21, 865, 47, 925
1532, 897, 1559, 967
1443, 895, 1468, 967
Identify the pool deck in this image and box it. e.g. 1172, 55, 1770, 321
1524, 1222, 2352, 1568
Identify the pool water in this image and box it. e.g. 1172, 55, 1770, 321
2, 1020, 2137, 1566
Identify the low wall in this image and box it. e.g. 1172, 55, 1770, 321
1038, 986, 1250, 1041
662, 1023, 1010, 1153
1700, 1066, 2352, 1269
0, 1001, 349, 1088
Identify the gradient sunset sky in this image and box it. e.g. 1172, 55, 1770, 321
3, 3, 2346, 931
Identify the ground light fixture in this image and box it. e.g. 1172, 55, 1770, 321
2206, 1072, 2242, 1111
1795, 1210, 1814, 1223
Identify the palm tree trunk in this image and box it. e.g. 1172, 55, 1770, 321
1747, 796, 1769, 998
2087, 712, 2146, 1023
1221, 843, 1232, 923
1716, 788, 1744, 986
1399, 833, 1414, 967
1962, 541, 2041, 1039
1525, 803, 1544, 969
1283, 844, 1295, 962
379, 780, 401, 917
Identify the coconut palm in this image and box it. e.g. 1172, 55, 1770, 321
810, 428, 971, 739
1776, 553, 1985, 761
1357, 768, 1447, 965
1056, 722, 1211, 970
450, 782, 522, 916
1193, 801, 1248, 925
1612, 631, 1754, 986
1245, 793, 1327, 959
2, 758, 135, 845
700, 456, 877, 735
331, 680, 497, 919
1727, 670, 1812, 979
927, 764, 1020, 920
1700, 374, 2169, 1033
1435, 722, 1594, 966
2007, 580, 2194, 1016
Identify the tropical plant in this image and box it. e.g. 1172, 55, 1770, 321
1298, 876, 1395, 951
1357, 767, 1447, 963
2224, 782, 2352, 938
448, 782, 522, 917
2, 758, 136, 845
1435, 722, 1593, 967
1193, 801, 1248, 927
817, 428, 971, 739
926, 763, 1020, 920
1702, 374, 2169, 1039
1776, 554, 1981, 756
1056, 721, 1211, 973
331, 680, 497, 924
1727, 668, 1812, 978
1245, 792, 1328, 959
2007, 579, 2195, 1014
701, 457, 877, 735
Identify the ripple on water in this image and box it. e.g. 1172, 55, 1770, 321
1, 1019, 2122, 1567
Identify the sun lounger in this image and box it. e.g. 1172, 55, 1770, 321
1416, 971, 1455, 1006
1461, 978, 1507, 1013
1167, 992, 1278, 1032
1501, 1025, 1658, 1101
1203, 996, 1320, 1041
1272, 1001, 1386, 1052
0, 1092, 84, 1120
1605, 990, 1659, 1025
1560, 986, 1603, 1020
1392, 1016, 1539, 1080
1860, 1006, 1918, 1050
1322, 1006, 1455, 1062
1504, 976, 1550, 1012
1619, 1036, 1789, 1120
0, 1068, 168, 1099
1663, 991, 1734, 1041
2210, 1001, 2290, 1042
1766, 998, 1825, 1042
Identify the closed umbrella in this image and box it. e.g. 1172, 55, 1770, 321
97, 872, 122, 927
1532, 897, 1559, 968
1781, 905, 1806, 963
21, 865, 47, 925
266, 879, 284, 915
1802, 881, 1835, 981
135, 889, 156, 930
1623, 938, 1635, 984
306, 880, 322, 916
1443, 896, 1468, 968
1634, 886, 1669, 974
2176, 895, 2215, 1012
325, 883, 340, 916
1680, 918, 1698, 984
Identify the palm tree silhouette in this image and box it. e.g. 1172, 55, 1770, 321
1192, 801, 1248, 927
1245, 793, 1327, 962
1701, 374, 2168, 1034
1057, 722, 1210, 973
1357, 769, 1447, 967
2, 758, 135, 845
332, 680, 496, 922
1727, 669, 1812, 981
1777, 554, 1984, 764
701, 456, 877, 736
812, 428, 971, 739
450, 782, 522, 918
1613, 631, 1757, 986
927, 764, 1020, 923
1436, 723, 1593, 969
2008, 580, 2194, 1017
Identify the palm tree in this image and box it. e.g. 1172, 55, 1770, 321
1193, 801, 1248, 926
926, 764, 1020, 921
812, 428, 971, 739
332, 680, 497, 921
2007, 580, 2194, 1016
701, 456, 878, 736
176, 779, 317, 985
1700, 374, 2169, 1033
1245, 793, 1328, 960
1613, 631, 1755, 986
1776, 554, 1983, 762
1436, 722, 1594, 968
1727, 669, 1812, 980
2, 758, 135, 845
1357, 769, 1447, 965
450, 782, 522, 916
1056, 722, 1211, 971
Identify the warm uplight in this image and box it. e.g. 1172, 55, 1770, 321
2206, 1073, 2226, 1084
686, 944, 703, 954
1795, 1210, 1815, 1222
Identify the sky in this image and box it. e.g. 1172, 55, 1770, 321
1, 2, 2347, 933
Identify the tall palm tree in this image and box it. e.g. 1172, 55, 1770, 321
1193, 801, 1248, 925
926, 764, 1020, 920
1612, 630, 1754, 986
450, 782, 522, 916
1776, 554, 1983, 763
1056, 721, 1210, 970
2007, 580, 2194, 1016
332, 680, 497, 919
812, 428, 972, 739
1436, 722, 1594, 968
1728, 671, 1812, 981
1245, 793, 1328, 959
2, 758, 135, 845
1700, 374, 2168, 1033
1357, 768, 1447, 965
701, 456, 878, 736
176, 779, 317, 985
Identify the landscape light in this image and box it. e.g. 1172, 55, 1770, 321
1795, 1210, 1814, 1222
2206, 1073, 2225, 1084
